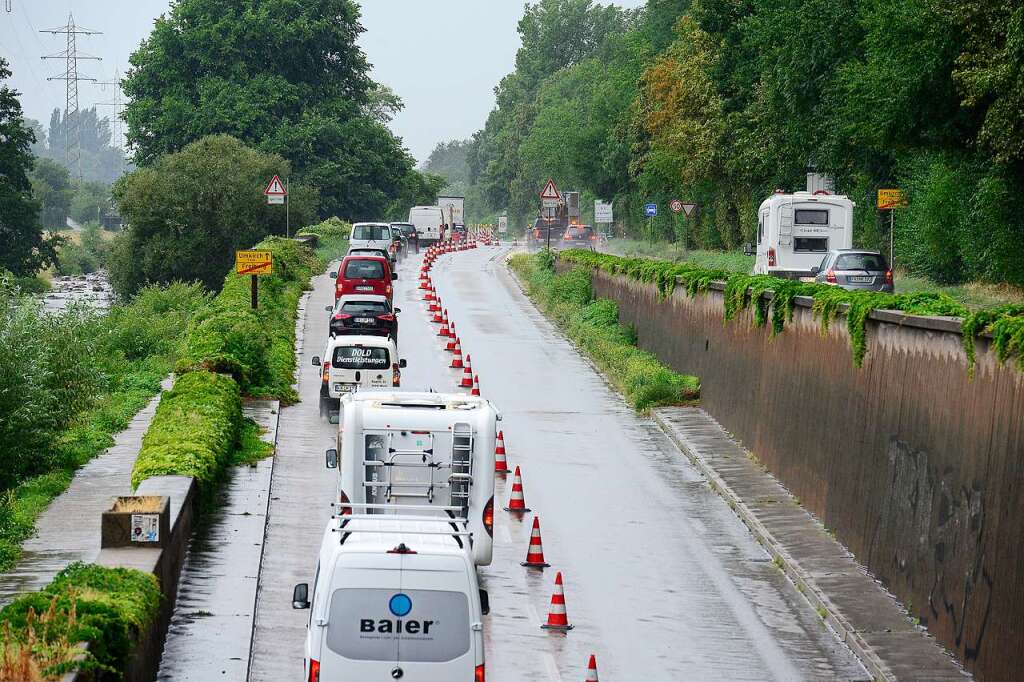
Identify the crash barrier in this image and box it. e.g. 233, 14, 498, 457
561, 259, 1023, 682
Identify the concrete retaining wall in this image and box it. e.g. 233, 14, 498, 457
567, 262, 1023, 682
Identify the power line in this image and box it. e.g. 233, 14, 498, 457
40, 12, 102, 180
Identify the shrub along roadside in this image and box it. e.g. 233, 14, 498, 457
0, 562, 161, 680
509, 252, 699, 410
558, 249, 1024, 371
296, 217, 352, 262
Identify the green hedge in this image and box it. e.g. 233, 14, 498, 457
557, 249, 1024, 371
0, 562, 161, 679
130, 371, 241, 490
297, 217, 352, 262
509, 253, 699, 410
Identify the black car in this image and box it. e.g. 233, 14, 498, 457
392, 222, 419, 253
326, 295, 399, 340
528, 217, 566, 250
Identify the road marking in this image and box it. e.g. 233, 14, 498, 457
543, 652, 563, 682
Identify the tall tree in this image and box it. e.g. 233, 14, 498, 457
29, 158, 74, 231
0, 59, 57, 276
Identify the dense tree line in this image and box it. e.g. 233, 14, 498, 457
439, 0, 1024, 286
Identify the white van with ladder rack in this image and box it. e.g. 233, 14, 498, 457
292, 511, 488, 682
325, 391, 498, 566
752, 190, 854, 279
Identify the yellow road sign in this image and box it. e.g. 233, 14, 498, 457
877, 189, 907, 210
235, 250, 273, 275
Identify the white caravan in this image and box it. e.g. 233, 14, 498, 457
327, 391, 498, 566
408, 206, 445, 244
753, 191, 855, 278
293, 515, 488, 682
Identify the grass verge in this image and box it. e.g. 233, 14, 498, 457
509, 252, 699, 410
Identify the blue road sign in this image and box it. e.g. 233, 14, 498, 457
644, 203, 658, 217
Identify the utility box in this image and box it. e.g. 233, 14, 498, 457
101, 496, 171, 549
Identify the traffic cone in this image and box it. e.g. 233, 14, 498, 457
432, 307, 444, 323
504, 466, 530, 512
471, 374, 481, 396
459, 363, 473, 388
445, 334, 457, 352
450, 340, 464, 368
438, 321, 450, 337
521, 517, 550, 568
541, 572, 573, 631
585, 655, 598, 681
494, 431, 509, 474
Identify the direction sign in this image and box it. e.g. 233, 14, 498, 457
594, 201, 613, 223
877, 189, 907, 210
235, 250, 273, 276
644, 203, 658, 217
670, 199, 683, 214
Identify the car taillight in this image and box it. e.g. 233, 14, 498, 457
885, 269, 893, 284
333, 313, 352, 321
392, 363, 401, 387
482, 496, 493, 537
386, 285, 392, 297
309, 659, 320, 682
475, 664, 485, 682
377, 314, 395, 322
826, 269, 837, 284
322, 361, 330, 383
767, 247, 776, 267
338, 489, 351, 515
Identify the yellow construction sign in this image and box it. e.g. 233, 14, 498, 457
235, 250, 273, 275
877, 189, 908, 210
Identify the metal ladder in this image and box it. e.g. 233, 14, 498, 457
449, 422, 474, 518
363, 432, 446, 505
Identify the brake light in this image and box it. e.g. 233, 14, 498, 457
322, 362, 330, 383
338, 489, 351, 515
388, 542, 417, 554
333, 313, 352, 321
885, 269, 893, 284
483, 496, 494, 537
767, 247, 776, 267
476, 664, 485, 682
392, 363, 401, 387
826, 269, 837, 284
309, 659, 320, 682
377, 314, 395, 322
386, 285, 392, 297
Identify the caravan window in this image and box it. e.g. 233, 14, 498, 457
794, 209, 829, 225
794, 237, 829, 252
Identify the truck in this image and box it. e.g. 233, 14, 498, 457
326, 391, 499, 566
408, 206, 445, 244
751, 190, 855, 279
437, 196, 465, 233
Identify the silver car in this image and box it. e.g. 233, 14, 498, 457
811, 249, 894, 292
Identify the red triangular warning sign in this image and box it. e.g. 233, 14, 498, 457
682, 203, 697, 218
539, 179, 561, 201
264, 175, 287, 196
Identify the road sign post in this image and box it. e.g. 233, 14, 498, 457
877, 189, 907, 268
644, 203, 657, 243
236, 250, 273, 309
540, 179, 561, 251
264, 175, 289, 237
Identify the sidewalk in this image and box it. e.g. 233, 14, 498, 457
0, 376, 173, 606
654, 407, 969, 681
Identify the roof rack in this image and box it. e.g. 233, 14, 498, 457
330, 502, 464, 513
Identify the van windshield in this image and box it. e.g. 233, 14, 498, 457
352, 225, 392, 241
332, 346, 390, 370
344, 259, 385, 280
325, 588, 470, 662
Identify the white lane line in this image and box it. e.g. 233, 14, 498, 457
543, 652, 563, 682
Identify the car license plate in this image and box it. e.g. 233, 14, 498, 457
334, 383, 355, 393
850, 276, 873, 283
355, 285, 374, 292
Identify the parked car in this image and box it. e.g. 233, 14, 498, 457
326, 295, 399, 340
812, 249, 894, 292
561, 224, 596, 249
332, 255, 396, 302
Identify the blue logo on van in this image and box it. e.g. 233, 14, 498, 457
389, 593, 412, 617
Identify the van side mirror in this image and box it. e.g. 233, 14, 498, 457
479, 588, 490, 615
399, 359, 407, 369
329, 271, 338, 279
742, 243, 755, 257
394, 307, 402, 314
311, 356, 321, 367
391, 272, 398, 281
292, 583, 310, 609
325, 305, 334, 312
325, 448, 338, 469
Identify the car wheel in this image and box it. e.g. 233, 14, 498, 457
319, 394, 336, 419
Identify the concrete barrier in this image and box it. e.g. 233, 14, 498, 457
562, 260, 1023, 682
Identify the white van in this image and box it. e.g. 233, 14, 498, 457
752, 191, 854, 278
408, 206, 445, 244
327, 391, 498, 566
313, 336, 406, 412
293, 515, 488, 682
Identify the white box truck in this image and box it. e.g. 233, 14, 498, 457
752, 190, 854, 278
437, 196, 465, 229
293, 514, 488, 682
326, 391, 498, 566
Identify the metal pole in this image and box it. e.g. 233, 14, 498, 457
251, 275, 258, 309
889, 210, 894, 269
285, 177, 290, 239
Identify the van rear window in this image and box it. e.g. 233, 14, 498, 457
344, 259, 385, 280
794, 209, 829, 225
332, 346, 390, 370
326, 588, 470, 662
794, 237, 829, 252
352, 225, 392, 241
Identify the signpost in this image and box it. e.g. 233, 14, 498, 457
540, 179, 561, 209
594, 200, 613, 225
644, 203, 658, 217
236, 250, 273, 309
877, 189, 907, 267
264, 175, 289, 237
498, 216, 508, 234
670, 199, 683, 214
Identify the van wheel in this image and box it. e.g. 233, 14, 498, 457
319, 395, 335, 418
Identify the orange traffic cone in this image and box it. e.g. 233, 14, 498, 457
585, 655, 598, 681
541, 572, 573, 631
445, 335, 457, 352
438, 320, 450, 337
471, 374, 481, 396
432, 308, 444, 323
521, 517, 550, 568
504, 466, 530, 513
459, 363, 473, 388
494, 431, 508, 474
450, 339, 464, 368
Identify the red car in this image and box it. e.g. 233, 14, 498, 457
332, 255, 396, 302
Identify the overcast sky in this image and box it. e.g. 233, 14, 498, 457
1, 0, 644, 163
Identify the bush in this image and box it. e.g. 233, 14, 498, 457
103, 282, 211, 360
131, 371, 242, 490
176, 310, 271, 387
0, 562, 160, 678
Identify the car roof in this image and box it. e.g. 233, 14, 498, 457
337, 294, 388, 304
351, 222, 390, 227
341, 254, 388, 263
831, 249, 882, 255
325, 334, 397, 350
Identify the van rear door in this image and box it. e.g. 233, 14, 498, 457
329, 345, 391, 395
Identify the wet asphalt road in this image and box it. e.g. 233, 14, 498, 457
245, 244, 867, 681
